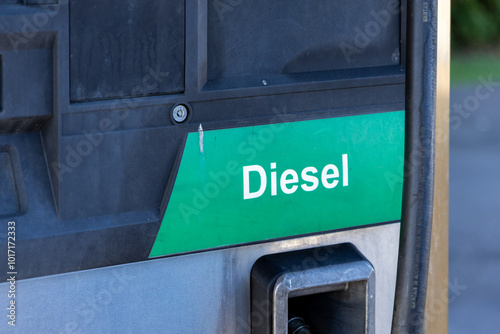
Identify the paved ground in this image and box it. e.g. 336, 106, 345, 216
448, 83, 500, 333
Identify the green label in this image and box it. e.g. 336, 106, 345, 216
150, 111, 405, 257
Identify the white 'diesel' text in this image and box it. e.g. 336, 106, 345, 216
243, 154, 349, 199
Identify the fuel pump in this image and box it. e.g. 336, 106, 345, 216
0, 0, 448, 332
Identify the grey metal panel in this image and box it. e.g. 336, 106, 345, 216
0, 223, 400, 333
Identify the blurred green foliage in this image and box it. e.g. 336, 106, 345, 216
451, 0, 500, 48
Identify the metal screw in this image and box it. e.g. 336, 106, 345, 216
172, 105, 188, 123
262, 80, 268, 86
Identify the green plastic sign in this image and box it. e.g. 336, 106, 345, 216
150, 110, 404, 257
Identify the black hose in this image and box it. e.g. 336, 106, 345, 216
392, 0, 437, 333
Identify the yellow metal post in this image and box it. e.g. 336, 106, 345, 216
425, 0, 450, 332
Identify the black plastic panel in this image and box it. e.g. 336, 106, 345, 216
208, 0, 401, 83
0, 145, 26, 218
0, 54, 2, 113
0, 152, 18, 216
26, 0, 58, 4
70, 0, 185, 102
0, 32, 54, 133
0, 1, 406, 279
0, 48, 53, 113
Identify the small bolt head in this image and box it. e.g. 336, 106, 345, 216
172, 105, 188, 123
